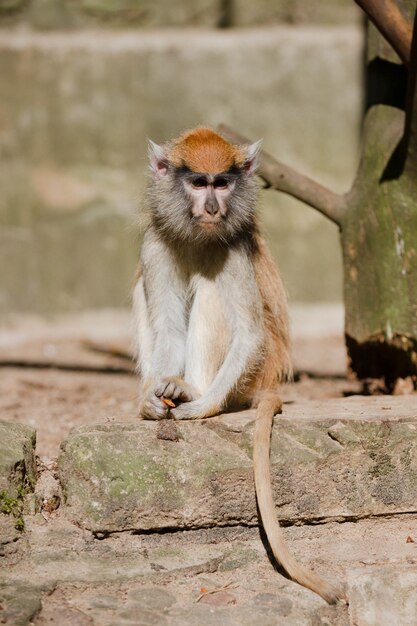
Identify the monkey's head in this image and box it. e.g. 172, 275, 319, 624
148, 127, 261, 245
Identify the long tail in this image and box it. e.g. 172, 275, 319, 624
253, 393, 345, 604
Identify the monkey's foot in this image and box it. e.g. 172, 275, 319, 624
171, 399, 219, 420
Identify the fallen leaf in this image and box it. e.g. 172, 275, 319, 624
195, 581, 238, 603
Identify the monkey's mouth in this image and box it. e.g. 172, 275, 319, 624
198, 220, 222, 234
198, 216, 222, 227
192, 214, 225, 238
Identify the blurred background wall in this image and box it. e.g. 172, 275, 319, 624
0, 0, 363, 314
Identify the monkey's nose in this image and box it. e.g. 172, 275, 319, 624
205, 200, 219, 216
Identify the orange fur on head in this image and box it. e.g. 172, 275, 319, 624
168, 127, 246, 174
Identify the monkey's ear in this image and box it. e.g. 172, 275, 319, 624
148, 140, 169, 179
243, 140, 262, 176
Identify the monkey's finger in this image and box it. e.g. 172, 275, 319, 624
178, 390, 193, 402
154, 382, 170, 397
162, 382, 178, 398
163, 382, 192, 400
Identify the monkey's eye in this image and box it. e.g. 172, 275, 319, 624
192, 177, 208, 189
213, 178, 228, 189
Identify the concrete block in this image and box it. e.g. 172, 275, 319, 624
0, 0, 361, 28
348, 566, 417, 626
233, 0, 361, 27
0, 0, 26, 14
71, 0, 219, 27
0, 421, 36, 496
59, 421, 254, 532
0, 584, 42, 626
59, 408, 417, 533
0, 27, 362, 311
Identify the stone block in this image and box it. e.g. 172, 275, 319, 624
0, 27, 362, 311
2, 0, 222, 29
233, 0, 361, 26
0, 0, 26, 14
0, 421, 36, 496
0, 0, 361, 28
71, 0, 219, 27
242, 417, 417, 521
0, 583, 42, 626
59, 421, 254, 532
59, 411, 417, 533
348, 566, 417, 626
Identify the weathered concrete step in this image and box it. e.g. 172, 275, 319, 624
0, 583, 42, 626
348, 565, 417, 626
59, 420, 254, 532
0, 420, 36, 552
1, 0, 360, 29
0, 420, 36, 495
58, 396, 417, 533
0, 27, 361, 311
4, 514, 417, 626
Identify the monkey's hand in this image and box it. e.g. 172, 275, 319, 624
154, 377, 196, 404
139, 377, 197, 420
139, 391, 170, 420
171, 399, 219, 420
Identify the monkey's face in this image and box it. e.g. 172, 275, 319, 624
147, 132, 261, 245
184, 172, 234, 229
155, 167, 258, 244
178, 168, 253, 241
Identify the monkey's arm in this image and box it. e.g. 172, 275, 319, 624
133, 276, 187, 374
134, 232, 187, 379
133, 232, 189, 418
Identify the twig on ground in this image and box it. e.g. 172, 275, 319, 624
195, 580, 239, 603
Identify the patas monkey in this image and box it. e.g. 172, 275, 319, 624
133, 127, 343, 604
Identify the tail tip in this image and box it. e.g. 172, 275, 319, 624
321, 582, 347, 605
